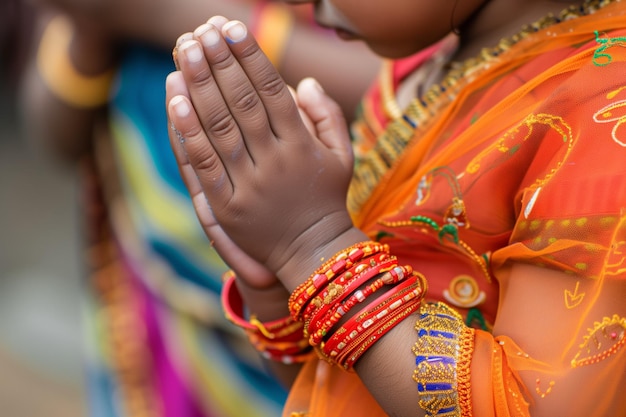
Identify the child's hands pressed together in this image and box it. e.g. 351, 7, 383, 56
166, 17, 362, 288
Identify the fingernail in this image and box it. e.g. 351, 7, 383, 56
208, 15, 228, 29
171, 96, 191, 118
195, 23, 220, 47
223, 21, 247, 43
308, 77, 325, 93
176, 32, 192, 47
180, 40, 203, 63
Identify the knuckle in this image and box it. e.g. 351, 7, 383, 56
187, 66, 214, 86
209, 48, 237, 72
239, 42, 259, 59
258, 74, 285, 98
206, 108, 238, 137
232, 88, 260, 113
191, 147, 221, 174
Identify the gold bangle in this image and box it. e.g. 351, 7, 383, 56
253, 3, 295, 68
36, 15, 115, 108
413, 302, 475, 417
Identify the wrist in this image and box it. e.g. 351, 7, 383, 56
234, 274, 291, 322
222, 272, 314, 364
276, 224, 370, 293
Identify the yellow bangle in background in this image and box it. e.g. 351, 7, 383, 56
36, 15, 115, 108
253, 3, 295, 68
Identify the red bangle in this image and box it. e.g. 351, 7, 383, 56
221, 271, 298, 338
288, 241, 389, 320
302, 253, 392, 323
341, 295, 422, 370
322, 272, 427, 369
221, 271, 314, 363
321, 277, 417, 358
317, 264, 414, 340
247, 332, 314, 364
307, 259, 407, 346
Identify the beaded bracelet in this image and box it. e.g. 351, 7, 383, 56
289, 241, 389, 320
306, 257, 400, 344
308, 262, 413, 347
341, 295, 422, 370
324, 275, 424, 368
302, 253, 393, 324
37, 15, 115, 108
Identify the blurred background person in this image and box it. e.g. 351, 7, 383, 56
18, 0, 380, 416
1, 0, 86, 415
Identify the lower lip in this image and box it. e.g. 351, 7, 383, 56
335, 28, 357, 40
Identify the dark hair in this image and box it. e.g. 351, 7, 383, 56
1, 0, 36, 83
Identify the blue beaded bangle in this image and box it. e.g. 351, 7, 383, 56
412, 302, 474, 417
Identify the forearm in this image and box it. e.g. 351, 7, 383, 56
19, 12, 116, 163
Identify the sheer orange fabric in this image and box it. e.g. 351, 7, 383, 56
283, 2, 626, 416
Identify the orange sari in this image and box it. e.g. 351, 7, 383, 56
283, 1, 626, 416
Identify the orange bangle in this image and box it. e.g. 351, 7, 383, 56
289, 241, 389, 321
36, 15, 115, 108
302, 253, 392, 322
306, 258, 401, 346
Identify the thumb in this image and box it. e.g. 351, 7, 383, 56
296, 77, 353, 166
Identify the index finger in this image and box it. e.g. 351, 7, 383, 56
218, 20, 305, 141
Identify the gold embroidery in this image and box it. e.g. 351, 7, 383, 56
592, 94, 626, 147
535, 379, 556, 399
466, 114, 574, 193
413, 302, 475, 417
571, 314, 626, 368
443, 275, 486, 308
604, 212, 626, 277
564, 281, 585, 309
347, 1, 617, 216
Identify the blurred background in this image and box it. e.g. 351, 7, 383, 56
1, 1, 87, 415
0, 1, 380, 416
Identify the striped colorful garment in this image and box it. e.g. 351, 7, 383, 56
81, 44, 288, 417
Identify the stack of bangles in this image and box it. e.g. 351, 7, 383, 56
221, 241, 427, 371
221, 271, 314, 364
